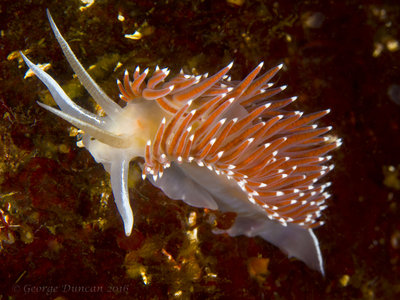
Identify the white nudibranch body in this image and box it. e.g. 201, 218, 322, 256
83, 101, 165, 164
22, 10, 340, 275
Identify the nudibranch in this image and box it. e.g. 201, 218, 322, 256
21, 10, 340, 274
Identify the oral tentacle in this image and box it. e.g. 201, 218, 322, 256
37, 102, 131, 148
21, 52, 105, 127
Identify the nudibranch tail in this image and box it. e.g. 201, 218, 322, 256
22, 10, 340, 274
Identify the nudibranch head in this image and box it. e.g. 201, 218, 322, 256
22, 10, 340, 274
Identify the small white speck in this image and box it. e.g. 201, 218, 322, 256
295, 111, 303, 116
323, 192, 331, 199
325, 182, 332, 188
250, 191, 260, 196
279, 218, 287, 226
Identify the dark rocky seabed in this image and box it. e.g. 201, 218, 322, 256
0, 0, 400, 299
